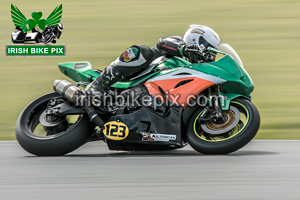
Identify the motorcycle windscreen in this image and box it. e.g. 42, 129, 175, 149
219, 43, 243, 67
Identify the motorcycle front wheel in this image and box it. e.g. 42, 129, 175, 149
15, 92, 95, 156
43, 34, 55, 44
186, 98, 260, 154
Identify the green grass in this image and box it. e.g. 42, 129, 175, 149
0, 0, 300, 140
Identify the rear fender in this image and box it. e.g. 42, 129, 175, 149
58, 61, 100, 83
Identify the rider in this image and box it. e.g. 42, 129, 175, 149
90, 24, 220, 93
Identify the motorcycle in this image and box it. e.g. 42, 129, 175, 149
11, 27, 42, 43
42, 24, 63, 44
15, 43, 260, 156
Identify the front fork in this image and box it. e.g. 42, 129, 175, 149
198, 86, 230, 123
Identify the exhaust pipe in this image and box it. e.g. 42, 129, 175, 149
53, 80, 105, 127
53, 80, 81, 103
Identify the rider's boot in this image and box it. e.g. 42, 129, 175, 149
83, 45, 153, 131
81, 65, 122, 131
90, 65, 122, 94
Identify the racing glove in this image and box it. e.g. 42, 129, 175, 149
181, 44, 204, 62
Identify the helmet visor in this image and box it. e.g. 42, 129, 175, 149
198, 36, 217, 50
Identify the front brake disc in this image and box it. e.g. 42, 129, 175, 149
200, 106, 240, 135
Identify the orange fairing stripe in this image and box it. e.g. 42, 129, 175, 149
144, 77, 215, 108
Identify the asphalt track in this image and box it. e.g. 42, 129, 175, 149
1, 140, 300, 200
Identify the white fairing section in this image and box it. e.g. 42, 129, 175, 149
11, 31, 19, 40
27, 32, 38, 39
86, 61, 93, 69
219, 43, 243, 67
146, 68, 226, 84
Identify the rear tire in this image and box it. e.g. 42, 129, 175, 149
186, 98, 260, 154
15, 92, 95, 156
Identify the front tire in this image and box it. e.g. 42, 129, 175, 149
186, 98, 260, 154
43, 34, 54, 44
15, 92, 95, 156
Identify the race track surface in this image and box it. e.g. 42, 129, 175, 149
0, 140, 300, 200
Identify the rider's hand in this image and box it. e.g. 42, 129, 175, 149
182, 44, 204, 61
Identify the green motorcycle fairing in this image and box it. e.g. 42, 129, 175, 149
189, 55, 254, 99
58, 61, 100, 83
58, 54, 254, 106
57, 57, 191, 88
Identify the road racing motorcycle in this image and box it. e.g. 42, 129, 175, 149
15, 44, 260, 156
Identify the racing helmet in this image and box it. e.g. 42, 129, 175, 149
58, 23, 63, 31
183, 25, 220, 51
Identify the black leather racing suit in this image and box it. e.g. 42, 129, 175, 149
91, 36, 186, 92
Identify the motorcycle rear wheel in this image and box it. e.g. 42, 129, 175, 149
15, 92, 95, 156
186, 98, 260, 154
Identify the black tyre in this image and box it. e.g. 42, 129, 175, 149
35, 33, 42, 43
15, 92, 95, 156
186, 98, 260, 154
43, 34, 54, 44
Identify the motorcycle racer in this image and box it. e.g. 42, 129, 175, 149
90, 25, 220, 93
16, 24, 260, 156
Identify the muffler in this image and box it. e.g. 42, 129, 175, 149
53, 80, 105, 127
53, 80, 81, 103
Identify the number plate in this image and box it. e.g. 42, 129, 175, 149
103, 121, 129, 140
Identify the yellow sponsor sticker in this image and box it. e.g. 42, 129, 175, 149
103, 121, 129, 140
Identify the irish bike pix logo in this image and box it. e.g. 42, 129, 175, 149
6, 4, 66, 57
